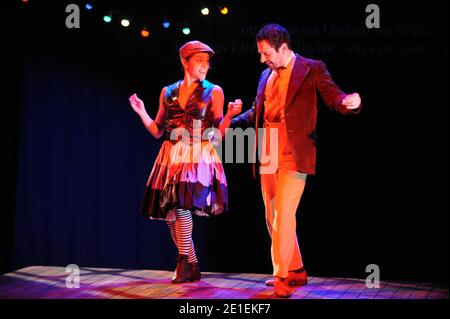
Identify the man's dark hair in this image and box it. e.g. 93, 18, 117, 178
256, 23, 292, 51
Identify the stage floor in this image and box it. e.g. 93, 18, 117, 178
0, 266, 447, 299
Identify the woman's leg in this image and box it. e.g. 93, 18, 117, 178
166, 211, 197, 263
169, 210, 199, 283
174, 210, 197, 263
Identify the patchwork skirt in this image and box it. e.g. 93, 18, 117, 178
140, 140, 228, 221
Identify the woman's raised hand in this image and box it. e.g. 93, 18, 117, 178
227, 99, 243, 117
129, 93, 146, 115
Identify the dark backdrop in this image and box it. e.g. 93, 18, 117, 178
1, 0, 448, 284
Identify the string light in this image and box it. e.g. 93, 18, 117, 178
121, 18, 130, 27
201, 7, 209, 15
162, 18, 170, 29
182, 27, 191, 35
141, 27, 150, 38
103, 14, 112, 23
219, 6, 229, 15
21, 3, 234, 39
182, 22, 191, 35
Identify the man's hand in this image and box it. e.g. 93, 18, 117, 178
342, 93, 361, 110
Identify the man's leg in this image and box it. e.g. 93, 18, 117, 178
260, 172, 277, 237
272, 170, 306, 278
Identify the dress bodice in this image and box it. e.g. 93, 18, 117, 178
163, 80, 215, 141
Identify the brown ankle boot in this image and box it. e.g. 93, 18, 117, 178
171, 254, 189, 283
188, 262, 201, 282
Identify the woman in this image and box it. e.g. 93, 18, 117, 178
129, 41, 241, 283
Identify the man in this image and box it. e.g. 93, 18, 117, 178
231, 24, 361, 298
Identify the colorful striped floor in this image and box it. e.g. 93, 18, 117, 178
0, 266, 447, 299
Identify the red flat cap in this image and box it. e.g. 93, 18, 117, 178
179, 40, 215, 60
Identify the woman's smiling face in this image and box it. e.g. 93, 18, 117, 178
183, 52, 211, 81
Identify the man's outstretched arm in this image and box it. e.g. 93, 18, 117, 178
316, 61, 362, 115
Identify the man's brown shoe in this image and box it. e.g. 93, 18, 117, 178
288, 268, 308, 285
265, 268, 308, 286
273, 276, 292, 298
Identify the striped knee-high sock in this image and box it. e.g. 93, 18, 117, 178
173, 210, 197, 264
